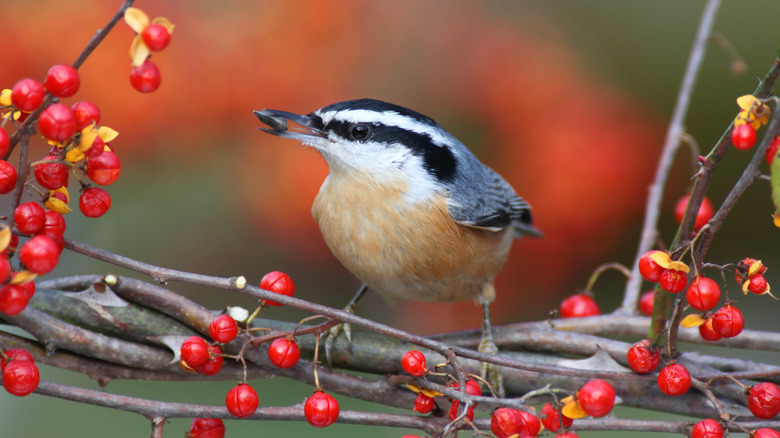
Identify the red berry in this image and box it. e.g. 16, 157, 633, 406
34, 156, 69, 190
259, 271, 295, 306
449, 379, 482, 407
711, 305, 744, 338
304, 390, 339, 427
401, 350, 426, 377
11, 78, 45, 112
767, 137, 780, 165
71, 101, 101, 130
267, 337, 300, 369
748, 382, 780, 419
754, 428, 780, 438
699, 315, 722, 341
195, 345, 223, 376
43, 64, 80, 98
0, 257, 10, 283
685, 277, 721, 312
85, 136, 109, 160
735, 258, 767, 283
130, 60, 162, 93
142, 23, 172, 51
559, 293, 600, 318
577, 379, 615, 417
0, 284, 30, 316
491, 407, 540, 438
9, 272, 35, 299
38, 103, 77, 143
188, 418, 225, 438
412, 393, 434, 414
0, 160, 17, 194
674, 195, 714, 232
639, 290, 655, 316
627, 340, 660, 374
691, 418, 723, 438
79, 187, 112, 218
657, 363, 691, 396
43, 211, 66, 237
0, 128, 9, 157
556, 434, 580, 438
1, 348, 34, 372
180, 336, 210, 367
540, 402, 573, 432
209, 314, 238, 343
86, 151, 121, 185
225, 383, 259, 418
746, 275, 769, 294
448, 399, 474, 422
732, 123, 757, 150
659, 268, 687, 293
14, 201, 46, 235
639, 250, 666, 282
18, 235, 60, 274
2, 359, 39, 396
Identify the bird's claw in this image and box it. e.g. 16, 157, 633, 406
324, 321, 352, 370
479, 331, 505, 398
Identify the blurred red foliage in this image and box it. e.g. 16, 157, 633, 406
1, 1, 663, 332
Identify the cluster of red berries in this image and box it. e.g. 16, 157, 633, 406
626, 340, 692, 396
2, 68, 119, 219
491, 406, 541, 438
401, 349, 611, 437
736, 258, 771, 296
0, 64, 128, 316
685, 382, 780, 438
124, 8, 174, 93
208, 270, 339, 427
1, 347, 40, 397
638, 250, 689, 293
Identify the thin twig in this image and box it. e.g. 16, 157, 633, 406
622, 0, 721, 313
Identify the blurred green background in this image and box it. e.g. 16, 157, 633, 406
1, 0, 780, 436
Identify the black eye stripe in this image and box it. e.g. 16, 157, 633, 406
322, 120, 457, 182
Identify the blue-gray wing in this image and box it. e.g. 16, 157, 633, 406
446, 164, 540, 238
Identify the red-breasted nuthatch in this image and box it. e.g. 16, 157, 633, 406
255, 99, 539, 392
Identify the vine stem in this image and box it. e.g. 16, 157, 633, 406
621, 0, 721, 313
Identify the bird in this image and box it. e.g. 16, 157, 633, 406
254, 98, 540, 394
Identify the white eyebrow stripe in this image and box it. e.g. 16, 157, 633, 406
316, 109, 452, 146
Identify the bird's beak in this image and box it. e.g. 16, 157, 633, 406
253, 109, 327, 142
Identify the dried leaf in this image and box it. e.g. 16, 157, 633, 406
680, 313, 706, 328
561, 395, 587, 419
0, 226, 11, 252
129, 35, 150, 67
151, 16, 175, 34
649, 251, 672, 269
9, 271, 36, 285
124, 7, 149, 33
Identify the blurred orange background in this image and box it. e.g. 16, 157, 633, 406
2, 1, 780, 436
1, 0, 666, 331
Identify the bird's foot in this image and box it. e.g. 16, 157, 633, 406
479, 330, 505, 398
324, 285, 368, 369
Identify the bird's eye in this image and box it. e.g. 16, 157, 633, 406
349, 124, 370, 140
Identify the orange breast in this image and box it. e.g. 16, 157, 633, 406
311, 169, 513, 303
